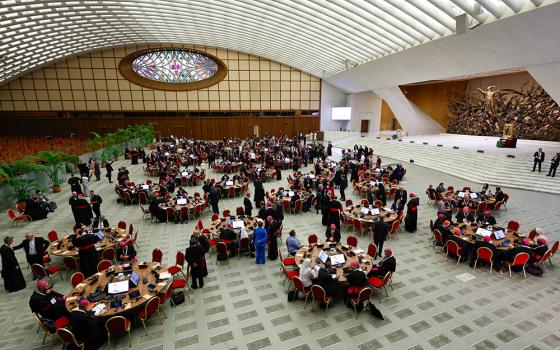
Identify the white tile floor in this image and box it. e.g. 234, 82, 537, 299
1, 149, 559, 350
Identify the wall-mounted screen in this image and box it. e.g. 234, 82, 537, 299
331, 107, 351, 120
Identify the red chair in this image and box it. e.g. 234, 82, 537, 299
238, 237, 251, 258
211, 214, 219, 222
128, 223, 134, 236
47, 230, 59, 242
474, 247, 494, 273
550, 241, 559, 267
62, 256, 79, 275
282, 200, 290, 212
196, 219, 204, 231
292, 276, 312, 307
347, 235, 358, 248
131, 229, 140, 249
493, 201, 503, 215
432, 229, 443, 250
166, 208, 175, 222
172, 275, 190, 297
292, 199, 303, 214
429, 219, 434, 232
342, 213, 354, 231
167, 251, 186, 278
535, 249, 553, 270
349, 287, 373, 319
223, 209, 231, 218
503, 193, 509, 210
56, 328, 84, 349
389, 220, 400, 240
180, 207, 189, 222
228, 187, 236, 198
447, 186, 454, 192
507, 220, 520, 232
310, 285, 333, 317
360, 199, 369, 206
505, 252, 530, 278
308, 234, 318, 244
97, 259, 112, 272
105, 316, 131, 347
70, 272, 84, 288
32, 263, 64, 284
146, 179, 152, 185
216, 242, 230, 263
117, 220, 127, 229
353, 219, 365, 236
374, 200, 383, 207
7, 209, 30, 226
152, 248, 163, 263
102, 248, 116, 263
137, 296, 163, 335
279, 249, 296, 269
282, 263, 299, 288
367, 243, 377, 258
367, 271, 393, 301
138, 191, 148, 204
528, 229, 537, 241
35, 313, 70, 345
345, 199, 353, 206
445, 240, 462, 266
476, 202, 487, 215
157, 284, 175, 317
236, 206, 244, 215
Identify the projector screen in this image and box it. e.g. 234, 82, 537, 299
331, 107, 351, 120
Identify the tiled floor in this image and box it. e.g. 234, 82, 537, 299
1, 150, 559, 350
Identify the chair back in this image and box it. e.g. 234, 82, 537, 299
476, 202, 486, 213
47, 230, 59, 242
63, 256, 79, 270
216, 242, 228, 255
292, 276, 305, 292
446, 240, 460, 256
538, 249, 552, 264
357, 287, 373, 303
97, 259, 112, 272
476, 247, 493, 263
382, 271, 392, 286
447, 186, 454, 192
390, 220, 400, 234
56, 328, 82, 347
31, 264, 47, 278
388, 188, 397, 198
507, 220, 520, 231
105, 316, 129, 336
367, 243, 377, 258
7, 209, 16, 219
429, 219, 434, 232
211, 214, 219, 222
239, 237, 250, 250
528, 229, 537, 240
511, 252, 530, 266
347, 235, 358, 248
117, 220, 126, 229
361, 199, 369, 206
353, 219, 363, 231
493, 201, 503, 212
283, 200, 290, 209
180, 206, 189, 220
236, 207, 244, 215
308, 234, 318, 244
143, 297, 161, 318
345, 199, 353, 206
102, 248, 116, 261
311, 285, 327, 301
551, 240, 559, 255
175, 251, 185, 267
166, 207, 175, 221
503, 193, 509, 203
196, 219, 204, 231
152, 248, 163, 263
127, 223, 134, 236
374, 200, 383, 207
228, 187, 235, 197
138, 191, 148, 204
70, 272, 85, 287
434, 229, 442, 242
223, 209, 231, 218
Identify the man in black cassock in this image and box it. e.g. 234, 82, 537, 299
327, 196, 342, 229
75, 195, 93, 226
69, 191, 79, 225
185, 236, 205, 289
29, 280, 69, 320
71, 231, 101, 277
89, 190, 102, 218
67, 174, 82, 195
243, 192, 253, 216
70, 299, 107, 349
149, 193, 167, 223
0, 236, 26, 292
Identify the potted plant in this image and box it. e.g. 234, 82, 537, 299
0, 156, 42, 203
34, 151, 79, 193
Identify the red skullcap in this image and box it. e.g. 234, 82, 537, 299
483, 235, 492, 242
443, 220, 450, 226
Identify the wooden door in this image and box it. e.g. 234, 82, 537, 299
360, 120, 369, 133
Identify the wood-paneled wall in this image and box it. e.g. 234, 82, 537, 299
0, 116, 320, 140
380, 100, 401, 131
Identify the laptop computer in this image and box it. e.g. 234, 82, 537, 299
177, 198, 187, 205
129, 271, 140, 287
107, 280, 129, 294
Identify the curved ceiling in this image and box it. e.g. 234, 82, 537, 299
0, 0, 554, 86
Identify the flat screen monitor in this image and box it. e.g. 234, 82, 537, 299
108, 280, 129, 294
330, 254, 346, 265
129, 271, 139, 287
318, 250, 329, 263
331, 107, 351, 120
142, 185, 149, 190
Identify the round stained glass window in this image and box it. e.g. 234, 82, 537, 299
119, 48, 227, 91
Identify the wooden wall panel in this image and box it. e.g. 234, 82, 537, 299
0, 116, 320, 140
380, 100, 401, 131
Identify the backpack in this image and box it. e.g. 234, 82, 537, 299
171, 291, 185, 306
526, 264, 543, 277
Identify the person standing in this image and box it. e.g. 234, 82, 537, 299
339, 174, 348, 201
89, 190, 102, 218
81, 175, 89, 197
105, 160, 113, 183
71, 230, 101, 277
532, 148, 545, 172
69, 191, 79, 225
243, 192, 253, 216
208, 185, 220, 214
404, 193, 419, 233
94, 159, 101, 181
13, 233, 50, 275
68, 174, 82, 195
547, 153, 559, 177
254, 220, 267, 264
185, 236, 205, 289
0, 236, 26, 292
70, 299, 107, 350
372, 218, 389, 258
75, 194, 93, 226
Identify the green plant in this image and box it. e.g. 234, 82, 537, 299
86, 131, 106, 151
34, 151, 79, 187
0, 157, 42, 201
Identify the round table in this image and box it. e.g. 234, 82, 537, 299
212, 162, 243, 173
343, 204, 398, 226
208, 215, 258, 237
274, 189, 312, 203
48, 228, 129, 257
450, 223, 529, 251
64, 261, 169, 317
294, 243, 374, 283
445, 191, 496, 208
355, 181, 398, 196
159, 196, 205, 212
217, 181, 248, 197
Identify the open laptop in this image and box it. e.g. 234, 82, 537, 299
177, 198, 187, 205
129, 271, 140, 287
107, 280, 129, 294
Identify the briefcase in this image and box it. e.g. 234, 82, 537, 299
171, 291, 185, 306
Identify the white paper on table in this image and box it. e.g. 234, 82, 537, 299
92, 304, 106, 315
285, 158, 290, 162
232, 220, 245, 229
142, 185, 149, 190
370, 208, 380, 215
181, 172, 188, 176
176, 198, 187, 205
494, 230, 505, 239
226, 181, 234, 186
458, 192, 466, 198
164, 152, 170, 156
476, 228, 492, 236
158, 272, 171, 280
288, 191, 295, 197
309, 174, 315, 179
360, 207, 370, 215
353, 249, 364, 254
330, 254, 346, 265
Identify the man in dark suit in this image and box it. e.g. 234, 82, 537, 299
440, 221, 453, 244
243, 192, 253, 216
477, 210, 497, 226
368, 248, 396, 278
455, 207, 475, 224
372, 218, 388, 259
433, 213, 445, 231
316, 260, 336, 299
70, 299, 107, 349
532, 148, 545, 172
185, 236, 205, 289
29, 280, 69, 320
89, 190, 102, 218
394, 186, 408, 205
468, 235, 498, 268
208, 186, 220, 214
116, 241, 136, 262
13, 233, 50, 273
494, 187, 504, 203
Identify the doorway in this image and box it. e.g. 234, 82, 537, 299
360, 120, 369, 133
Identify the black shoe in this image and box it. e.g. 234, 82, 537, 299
547, 174, 551, 176
191, 285, 198, 289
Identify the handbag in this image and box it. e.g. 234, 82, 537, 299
171, 291, 185, 306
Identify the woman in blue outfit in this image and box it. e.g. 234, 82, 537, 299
253, 220, 268, 264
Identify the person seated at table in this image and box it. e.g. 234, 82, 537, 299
316, 259, 337, 301
35, 190, 56, 212
436, 183, 446, 195
299, 258, 318, 289
449, 229, 468, 260
437, 199, 451, 221
219, 223, 237, 257
477, 210, 497, 226
344, 262, 367, 306
290, 192, 301, 208
367, 248, 396, 278
116, 241, 136, 262
433, 213, 445, 231
456, 207, 475, 223
25, 196, 49, 221
286, 230, 302, 256
149, 192, 167, 223
176, 187, 188, 198
494, 186, 504, 203
532, 237, 549, 262
468, 235, 499, 269
500, 239, 534, 272
70, 298, 107, 350
533, 228, 548, 244
440, 221, 453, 244
325, 224, 341, 243
390, 197, 405, 216
220, 174, 230, 182
91, 215, 109, 229
481, 183, 492, 196
375, 183, 387, 206
243, 192, 253, 216
29, 280, 69, 321
457, 194, 475, 210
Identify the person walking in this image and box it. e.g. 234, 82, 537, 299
532, 148, 545, 172
105, 160, 113, 183
547, 153, 559, 177
253, 220, 267, 264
